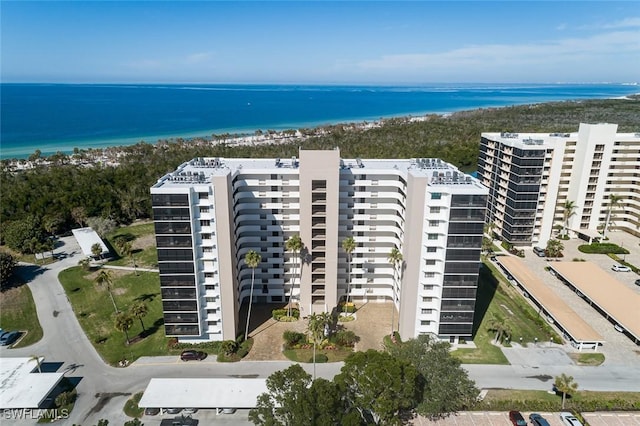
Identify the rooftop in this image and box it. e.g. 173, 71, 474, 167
0, 358, 64, 409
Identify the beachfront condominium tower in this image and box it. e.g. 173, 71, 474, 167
478, 123, 640, 247
151, 149, 488, 343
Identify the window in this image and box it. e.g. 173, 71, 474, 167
421, 309, 433, 314
198, 192, 208, 200
422, 297, 433, 302
429, 220, 439, 227
431, 193, 442, 200
199, 206, 209, 213
420, 320, 431, 326
423, 285, 434, 290
430, 206, 441, 214
426, 247, 437, 253
425, 272, 435, 278
425, 259, 436, 266
200, 220, 211, 227
202, 233, 212, 240
428, 234, 438, 240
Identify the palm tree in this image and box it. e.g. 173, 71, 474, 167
95, 269, 119, 314
244, 250, 262, 341
121, 241, 138, 275
78, 257, 91, 271
285, 234, 303, 318
341, 236, 356, 315
29, 355, 42, 373
387, 247, 403, 334
562, 200, 577, 238
130, 301, 148, 333
115, 312, 134, 345
603, 194, 622, 238
554, 373, 578, 409
546, 239, 564, 259
91, 243, 103, 260
487, 314, 508, 344
308, 312, 331, 380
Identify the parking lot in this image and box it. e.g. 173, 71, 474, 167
414, 411, 640, 425
498, 231, 640, 366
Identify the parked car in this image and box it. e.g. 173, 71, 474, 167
560, 412, 583, 426
163, 408, 182, 414
530, 413, 551, 426
634, 279, 640, 286
144, 407, 160, 416
533, 246, 546, 257
0, 331, 19, 346
614, 324, 625, 333
612, 264, 631, 272
183, 408, 198, 414
508, 410, 527, 426
180, 350, 206, 361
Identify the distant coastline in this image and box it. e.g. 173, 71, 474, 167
1, 83, 638, 161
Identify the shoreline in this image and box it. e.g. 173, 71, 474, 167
2, 93, 638, 164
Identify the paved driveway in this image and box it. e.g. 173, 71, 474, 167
414, 411, 640, 425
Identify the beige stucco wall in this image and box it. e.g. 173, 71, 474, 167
212, 173, 239, 339
299, 149, 341, 315
398, 172, 427, 339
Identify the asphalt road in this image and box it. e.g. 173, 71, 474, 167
2, 235, 639, 425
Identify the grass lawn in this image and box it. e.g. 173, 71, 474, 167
105, 222, 158, 269
452, 260, 561, 364
123, 392, 144, 418
569, 352, 605, 366
0, 284, 43, 347
59, 266, 170, 365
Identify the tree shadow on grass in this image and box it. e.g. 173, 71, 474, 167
134, 292, 159, 303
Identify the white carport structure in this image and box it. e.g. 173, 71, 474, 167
0, 358, 65, 409
72, 227, 109, 258
139, 378, 268, 410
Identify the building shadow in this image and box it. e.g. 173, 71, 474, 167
471, 263, 499, 336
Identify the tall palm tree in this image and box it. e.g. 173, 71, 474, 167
244, 250, 262, 341
341, 236, 356, 315
121, 241, 138, 275
562, 200, 577, 238
95, 269, 118, 314
285, 234, 303, 318
603, 194, 622, 238
554, 373, 578, 409
114, 312, 134, 345
387, 247, 403, 334
91, 243, 103, 260
130, 301, 148, 333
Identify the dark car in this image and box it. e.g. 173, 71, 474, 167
180, 350, 206, 361
530, 413, 551, 426
634, 279, 640, 286
533, 246, 546, 257
0, 331, 19, 346
509, 410, 527, 426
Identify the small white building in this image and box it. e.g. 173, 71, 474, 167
0, 357, 64, 409
72, 227, 110, 258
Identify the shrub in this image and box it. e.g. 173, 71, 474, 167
578, 243, 629, 254
172, 340, 223, 353
283, 331, 306, 347
236, 338, 253, 358
308, 353, 328, 363
339, 302, 356, 313
220, 340, 238, 356
332, 330, 358, 347
272, 308, 300, 320
55, 389, 77, 408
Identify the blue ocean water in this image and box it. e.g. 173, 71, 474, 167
1, 83, 638, 159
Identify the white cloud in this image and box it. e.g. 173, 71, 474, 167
600, 17, 640, 29
354, 30, 640, 74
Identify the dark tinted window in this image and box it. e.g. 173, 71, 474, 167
156, 235, 193, 248
440, 299, 476, 311
447, 235, 482, 248
161, 288, 197, 299
158, 249, 194, 261
445, 249, 481, 261
449, 208, 485, 221
448, 222, 484, 235
162, 300, 198, 311
152, 193, 189, 206
442, 287, 477, 298
165, 324, 199, 336
440, 311, 474, 322
444, 262, 480, 273
159, 262, 194, 274
153, 207, 191, 221
439, 323, 472, 335
164, 313, 199, 323
155, 222, 191, 234
160, 275, 195, 287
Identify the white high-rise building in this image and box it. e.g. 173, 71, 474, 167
151, 149, 487, 343
478, 123, 640, 246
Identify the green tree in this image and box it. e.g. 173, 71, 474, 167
86, 216, 117, 237
244, 249, 262, 341
91, 243, 103, 259
387, 247, 403, 334
386, 335, 479, 419
341, 236, 356, 314
285, 234, 303, 318
487, 313, 509, 344
0, 252, 17, 289
120, 241, 138, 275
335, 350, 419, 425
115, 312, 134, 345
546, 239, 564, 258
95, 269, 118, 313
130, 301, 148, 333
42, 214, 65, 238
554, 373, 578, 409
78, 257, 91, 271
603, 194, 623, 238
3, 216, 45, 254
124, 419, 143, 426
562, 200, 577, 237
71, 206, 87, 227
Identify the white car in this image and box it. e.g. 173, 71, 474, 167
614, 324, 625, 333
611, 264, 631, 272
559, 412, 583, 426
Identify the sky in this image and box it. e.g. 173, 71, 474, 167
1, 1, 639, 84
